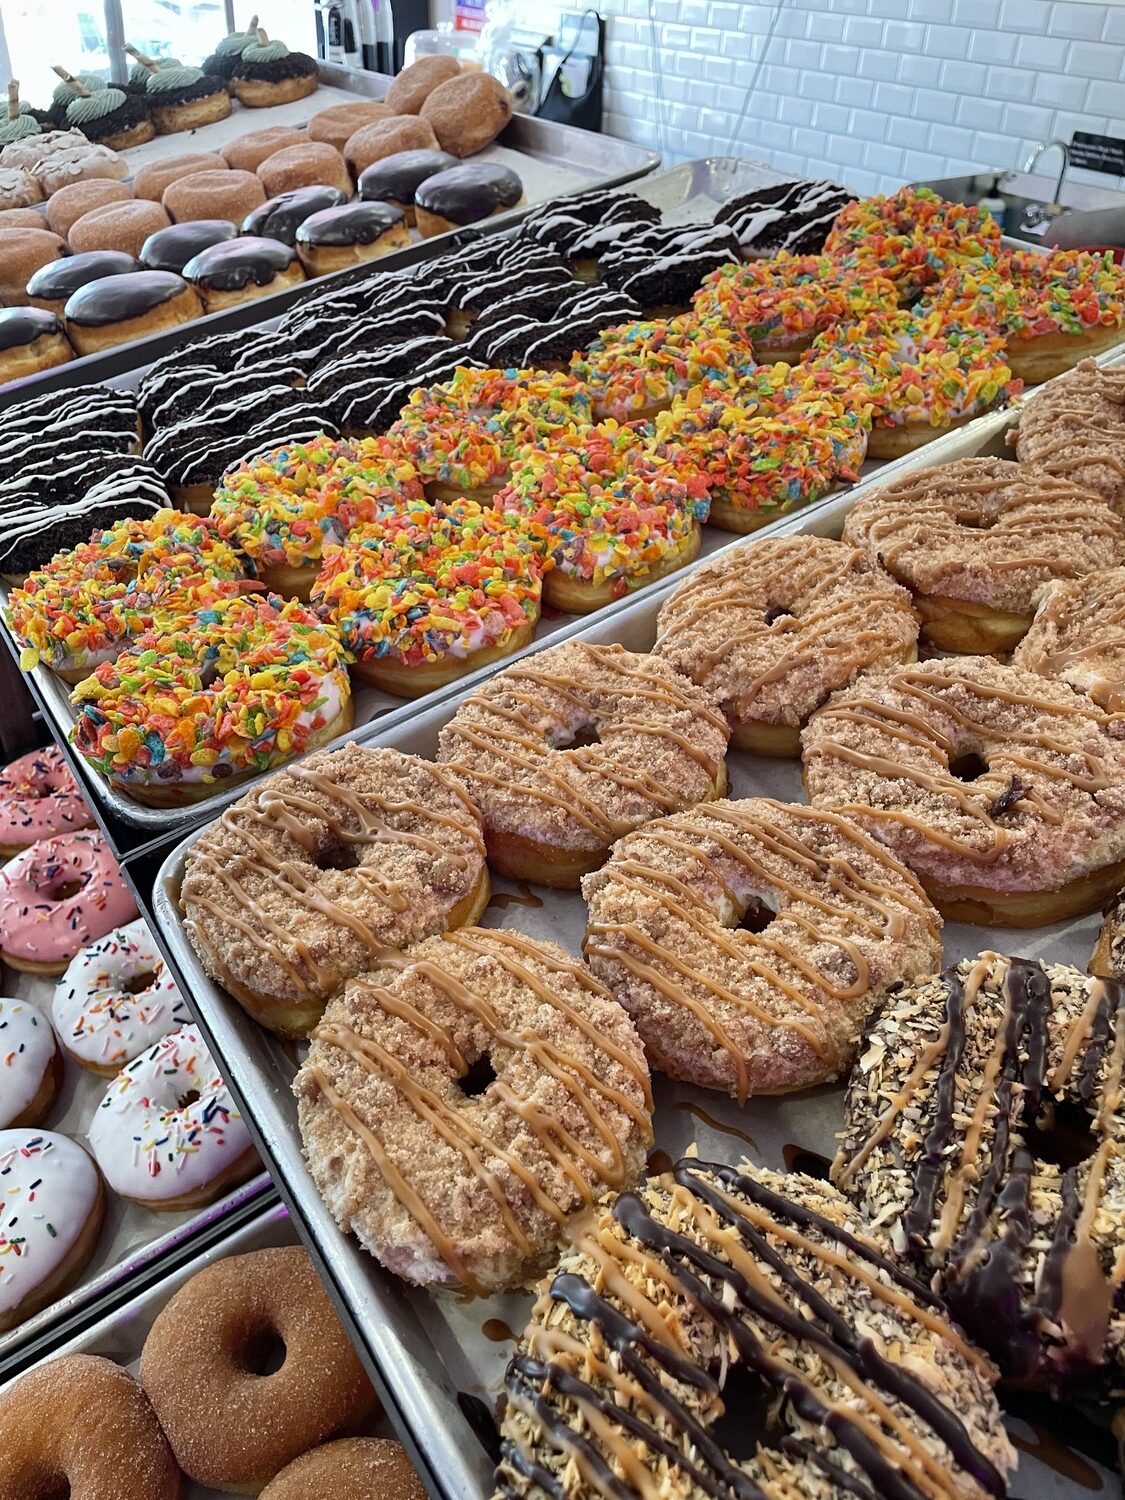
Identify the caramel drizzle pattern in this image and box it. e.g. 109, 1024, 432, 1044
308, 927, 651, 1295
1023, 369, 1125, 476
1018, 576, 1125, 712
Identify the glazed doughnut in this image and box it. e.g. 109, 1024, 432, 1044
0, 998, 62, 1128
306, 100, 391, 153
836, 952, 1125, 1390
162, 167, 265, 225
0, 1131, 105, 1331
358, 147, 456, 224
1013, 566, 1125, 710
180, 741, 489, 1036
842, 457, 1125, 653
0, 830, 138, 975
0, 1355, 178, 1497
261, 1439, 425, 1500
385, 55, 462, 114
802, 654, 1125, 926
64, 269, 202, 356
1015, 357, 1125, 511
53, 917, 189, 1075
414, 162, 524, 238
45, 179, 130, 237
140, 1246, 374, 1489
26, 250, 138, 314
570, 312, 754, 422
29, 143, 128, 197
420, 72, 513, 157
715, 176, 854, 256
295, 201, 409, 276
67, 199, 171, 257
437, 640, 729, 886
132, 151, 227, 202
0, 166, 41, 210
231, 35, 320, 108
296, 926, 651, 1292
242, 185, 346, 244
825, 183, 1001, 300
0, 745, 91, 855
344, 115, 441, 178
0, 226, 66, 305
0, 306, 73, 383
138, 219, 237, 273
221, 126, 304, 173
258, 140, 351, 198
180, 235, 304, 312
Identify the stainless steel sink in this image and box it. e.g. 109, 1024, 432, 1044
917, 172, 1125, 250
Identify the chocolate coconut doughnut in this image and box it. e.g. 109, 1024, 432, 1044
0, 306, 73, 382
1016, 357, 1125, 513
495, 1159, 1016, 1500
222, 125, 305, 173
25, 250, 138, 313
306, 101, 391, 153
63, 269, 201, 355
295, 201, 409, 276
67, 199, 171, 257
358, 147, 456, 224
414, 161, 524, 238
257, 140, 351, 198
181, 235, 304, 312
132, 151, 227, 202
384, 55, 462, 114
162, 167, 265, 226
1013, 565, 1125, 710
344, 115, 440, 177
420, 71, 513, 157
242, 185, 347, 245
45, 178, 131, 237
0, 225, 66, 305
138, 219, 236, 273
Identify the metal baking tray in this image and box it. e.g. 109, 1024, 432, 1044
148, 401, 1121, 1500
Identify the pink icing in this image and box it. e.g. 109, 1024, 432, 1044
0, 746, 92, 852
0, 831, 138, 965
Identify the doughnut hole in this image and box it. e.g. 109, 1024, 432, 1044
123, 968, 159, 995
737, 893, 778, 935
314, 839, 361, 872
949, 751, 989, 782
456, 1051, 497, 1098
50, 878, 85, 901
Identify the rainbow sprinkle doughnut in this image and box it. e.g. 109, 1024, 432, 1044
569, 312, 754, 422
70, 593, 350, 808
312, 498, 544, 696
824, 185, 1001, 300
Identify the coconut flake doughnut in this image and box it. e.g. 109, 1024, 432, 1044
181, 741, 489, 1036
0, 1354, 179, 1498
496, 1159, 1015, 1500
420, 72, 513, 157
162, 167, 265, 225
385, 55, 462, 114
222, 126, 304, 173
835, 952, 1125, 1392
306, 101, 391, 152
842, 457, 1125, 654
802, 654, 1125, 927
569, 312, 754, 422
0, 744, 92, 856
344, 115, 440, 178
45, 177, 132, 237
0, 997, 61, 1128
437, 640, 730, 887
67, 199, 171, 257
262, 1438, 425, 1500
0, 1130, 105, 1331
1014, 567, 1125, 711
295, 926, 652, 1292
0, 831, 138, 976
825, 183, 1002, 300
1016, 357, 1125, 511
140, 1245, 375, 1490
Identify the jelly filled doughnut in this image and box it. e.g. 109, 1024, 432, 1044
0, 1130, 105, 1331
1015, 357, 1125, 512
64, 269, 202, 356
26, 250, 138, 315
0, 305, 73, 383
0, 206, 49, 229
384, 54, 461, 114
358, 147, 456, 224
261, 1439, 426, 1500
45, 177, 131, 237
132, 150, 227, 202
306, 100, 391, 153
0, 830, 138, 976
414, 162, 524, 238
242, 185, 346, 245
0, 225, 67, 305
420, 71, 513, 157
296, 927, 652, 1293
181, 235, 305, 313
344, 115, 440, 178
162, 167, 265, 226
68, 200, 172, 259
0, 744, 92, 856
181, 742, 489, 1036
0, 997, 62, 1128
1013, 566, 1125, 710
258, 140, 351, 198
295, 201, 410, 277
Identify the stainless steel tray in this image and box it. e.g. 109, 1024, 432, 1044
149, 400, 1120, 1500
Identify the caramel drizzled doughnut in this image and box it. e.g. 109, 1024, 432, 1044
295, 926, 652, 1293
181, 741, 489, 1036
835, 952, 1125, 1392
437, 640, 730, 888
420, 71, 512, 157
495, 1159, 1015, 1500
1013, 566, 1125, 710
262, 1439, 425, 1500
842, 456, 1125, 654
802, 655, 1125, 926
653, 537, 919, 756
1092, 888, 1125, 978
1016, 357, 1125, 512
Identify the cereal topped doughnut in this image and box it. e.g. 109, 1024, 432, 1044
1013, 567, 1125, 710
835, 953, 1125, 1392
495, 1159, 1015, 1500
842, 457, 1125, 653
437, 640, 730, 886
568, 312, 754, 422
1015, 357, 1125, 510
802, 654, 1125, 926
295, 926, 652, 1293
825, 184, 1001, 298
181, 741, 489, 1035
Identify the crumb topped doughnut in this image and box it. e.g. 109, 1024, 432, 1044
295, 926, 652, 1292
262, 1438, 425, 1500
437, 640, 730, 887
802, 655, 1125, 926
495, 1158, 1015, 1500
181, 741, 489, 1036
842, 457, 1125, 653
653, 536, 919, 756
1016, 357, 1125, 511
835, 953, 1125, 1393
1013, 566, 1125, 710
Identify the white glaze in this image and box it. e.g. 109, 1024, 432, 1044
0, 1129, 100, 1319
0, 999, 56, 1128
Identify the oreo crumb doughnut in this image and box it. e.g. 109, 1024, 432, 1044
231, 32, 320, 108
495, 1158, 1015, 1500
295, 202, 410, 277
344, 116, 441, 178
306, 100, 391, 153
140, 1246, 374, 1490
242, 185, 346, 245
0, 745, 91, 855
140, 63, 231, 133
295, 926, 652, 1292
420, 71, 513, 157
842, 457, 1125, 654
469, 285, 642, 371
1014, 566, 1125, 711
414, 162, 524, 238
358, 147, 456, 224
182, 235, 305, 313
385, 54, 462, 114
570, 312, 754, 422
595, 222, 742, 312
1015, 357, 1125, 511
222, 126, 304, 172
64, 269, 201, 356
67, 199, 171, 257
802, 654, 1125, 926
519, 185, 660, 259
836, 953, 1125, 1393
437, 640, 730, 887
306, 338, 460, 436
132, 150, 227, 201
26, 250, 138, 315
0, 1355, 179, 1497
140, 360, 302, 436
262, 1439, 425, 1500
64, 83, 154, 152
180, 742, 489, 1035
715, 176, 854, 256
0, 829, 138, 975
0, 997, 62, 1128
0, 306, 72, 383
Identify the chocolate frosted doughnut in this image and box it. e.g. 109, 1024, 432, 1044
420, 71, 513, 157
67, 199, 170, 258
64, 269, 201, 355
0, 225, 67, 305
257, 140, 351, 198
0, 305, 73, 383
138, 219, 236, 274
344, 115, 439, 177
243, 185, 347, 244
222, 125, 304, 173
295, 201, 409, 275
26, 250, 137, 311
414, 161, 523, 238
45, 178, 131, 237
162, 167, 265, 226
384, 54, 462, 114
306, 100, 391, 152
358, 148, 456, 223
182, 235, 304, 312
132, 151, 227, 202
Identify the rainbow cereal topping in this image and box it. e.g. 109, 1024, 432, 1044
824, 185, 1002, 292
920, 248, 1125, 341
692, 254, 898, 345
569, 313, 755, 421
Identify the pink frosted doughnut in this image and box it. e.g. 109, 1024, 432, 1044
0, 831, 138, 977
0, 746, 92, 858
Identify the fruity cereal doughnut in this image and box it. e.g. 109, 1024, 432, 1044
824, 184, 1001, 301
568, 312, 754, 421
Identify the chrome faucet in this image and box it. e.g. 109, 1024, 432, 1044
1022, 138, 1070, 205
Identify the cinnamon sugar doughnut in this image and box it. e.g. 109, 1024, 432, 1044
306, 102, 391, 153
653, 537, 919, 756
46, 178, 131, 238
842, 457, 1125, 654
132, 152, 227, 202
344, 116, 440, 178
1013, 566, 1125, 709
420, 72, 513, 157
436, 640, 730, 887
181, 741, 489, 1036
258, 141, 351, 198
802, 654, 1125, 926
0, 226, 66, 305
222, 126, 304, 173
1016, 357, 1125, 512
0, 207, 48, 229
262, 1439, 425, 1500
384, 55, 461, 114
294, 926, 652, 1292
67, 200, 171, 258
162, 168, 265, 226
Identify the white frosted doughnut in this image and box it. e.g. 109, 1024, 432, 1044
0, 1130, 103, 1330
0, 998, 59, 1128
53, 918, 190, 1075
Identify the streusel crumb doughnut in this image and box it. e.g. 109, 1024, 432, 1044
295, 926, 652, 1293
1012, 566, 1125, 710
582, 796, 940, 1100
835, 952, 1125, 1393
802, 655, 1125, 926
181, 741, 489, 1036
436, 640, 730, 888
652, 536, 919, 756
494, 1159, 1015, 1500
1015, 357, 1125, 511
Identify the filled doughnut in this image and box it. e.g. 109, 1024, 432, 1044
45, 177, 131, 236
25, 250, 138, 314
306, 100, 391, 152
242, 185, 347, 245
414, 162, 524, 237
221, 126, 304, 173
384, 55, 461, 113
825, 183, 1001, 300
344, 115, 441, 177
231, 33, 320, 108
0, 225, 67, 305
64, 269, 202, 355
802, 654, 1125, 926
181, 235, 305, 312
295, 201, 410, 277
162, 167, 265, 226
0, 744, 91, 855
0, 830, 137, 975
1012, 566, 1125, 709
0, 206, 50, 229
0, 997, 62, 1128
261, 1439, 425, 1500
180, 741, 489, 1035
257, 140, 351, 198
570, 312, 754, 422
358, 147, 456, 224
1015, 357, 1125, 511
67, 199, 171, 258
0, 305, 73, 383
295, 926, 652, 1292
420, 71, 513, 157
140, 1245, 373, 1489
132, 150, 226, 201
138, 219, 237, 273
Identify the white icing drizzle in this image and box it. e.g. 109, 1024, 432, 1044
0, 1000, 56, 1128
0, 1130, 100, 1317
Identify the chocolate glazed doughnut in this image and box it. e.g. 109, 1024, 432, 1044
242, 186, 347, 245
414, 162, 524, 238
358, 148, 456, 225
0, 305, 73, 381
181, 236, 304, 313
138, 220, 236, 274
64, 269, 201, 355
295, 201, 409, 276
26, 250, 138, 314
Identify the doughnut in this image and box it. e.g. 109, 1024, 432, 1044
0, 1130, 104, 1331
825, 183, 1002, 300
295, 201, 410, 277
181, 235, 305, 313
64, 269, 202, 356
1093, 886, 1125, 978
520, 186, 660, 255
569, 312, 754, 422
222, 125, 304, 173
802, 654, 1125, 926
258, 140, 351, 198
0, 306, 73, 384
261, 1439, 426, 1500
0, 998, 61, 1128
835, 952, 1125, 1391
0, 225, 66, 305
437, 640, 729, 886
1, 128, 87, 170
468, 284, 640, 369
496, 1158, 1015, 1499
0, 206, 49, 229
1013, 567, 1125, 710
420, 71, 513, 157
138, 218, 236, 273
231, 34, 320, 108
140, 359, 302, 435
181, 742, 488, 1035
714, 176, 854, 256
64, 85, 154, 152
307, 335, 459, 435
358, 147, 456, 225
141, 64, 231, 133
594, 222, 742, 310
414, 162, 524, 238
53, 917, 190, 1075
0, 830, 138, 975
841, 457, 1125, 653
67, 199, 171, 258
132, 152, 228, 202
295, 925, 651, 1292
344, 115, 441, 178
140, 1246, 373, 1489
0, 384, 140, 474
0, 744, 91, 856
385, 55, 462, 113
306, 100, 392, 153
88, 1023, 255, 1208
242, 185, 347, 245
45, 178, 129, 237
1015, 357, 1125, 511
29, 142, 128, 197
162, 167, 265, 226
0, 165, 41, 210
26, 250, 138, 314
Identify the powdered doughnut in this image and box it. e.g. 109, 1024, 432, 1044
132, 151, 227, 202
344, 116, 440, 177
258, 140, 351, 198
139, 1245, 374, 1490
385, 55, 462, 114
1013, 566, 1125, 710
222, 126, 304, 173
0, 744, 92, 855
262, 1439, 426, 1500
0, 830, 138, 976
306, 101, 391, 152
294, 926, 652, 1292
0, 226, 66, 305
1015, 357, 1125, 512
162, 167, 265, 225
67, 199, 171, 258
0, 997, 61, 1128
420, 72, 513, 157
